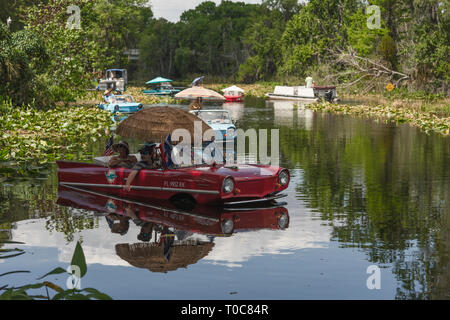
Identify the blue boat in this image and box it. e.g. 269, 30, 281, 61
190, 109, 236, 141
142, 77, 182, 96
97, 69, 128, 92
97, 94, 143, 123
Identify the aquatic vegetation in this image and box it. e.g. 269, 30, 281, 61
0, 240, 112, 300
79, 86, 181, 106
307, 102, 450, 135
0, 240, 25, 260
0, 103, 114, 166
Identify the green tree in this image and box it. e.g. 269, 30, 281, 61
238, 2, 289, 82
22, 0, 153, 103
0, 22, 49, 106
279, 0, 361, 77
138, 18, 180, 77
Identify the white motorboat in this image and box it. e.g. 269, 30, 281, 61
266, 85, 338, 102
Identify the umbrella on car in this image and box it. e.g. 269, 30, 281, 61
146, 77, 173, 85
115, 106, 213, 142
115, 241, 214, 273
221, 85, 244, 93
190, 76, 205, 87
174, 86, 226, 102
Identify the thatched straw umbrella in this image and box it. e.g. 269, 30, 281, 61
115, 241, 214, 273
115, 106, 213, 142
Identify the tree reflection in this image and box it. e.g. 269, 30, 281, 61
278, 113, 450, 299
0, 167, 99, 243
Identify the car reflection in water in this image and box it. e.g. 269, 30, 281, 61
57, 186, 289, 273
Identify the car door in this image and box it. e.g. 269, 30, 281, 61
121, 167, 164, 200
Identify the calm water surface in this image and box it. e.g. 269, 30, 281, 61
1, 98, 449, 299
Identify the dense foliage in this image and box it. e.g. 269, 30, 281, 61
0, 100, 113, 164
137, 0, 449, 92
0, 0, 448, 107
0, 23, 49, 106
1, 0, 152, 106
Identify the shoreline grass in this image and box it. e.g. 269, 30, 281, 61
75, 86, 180, 106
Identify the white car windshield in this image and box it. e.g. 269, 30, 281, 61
171, 143, 224, 167
195, 111, 231, 124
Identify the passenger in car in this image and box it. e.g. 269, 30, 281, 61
108, 141, 137, 169
104, 87, 114, 102
124, 143, 160, 192
105, 213, 130, 235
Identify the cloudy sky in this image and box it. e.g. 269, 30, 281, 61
150, 0, 263, 22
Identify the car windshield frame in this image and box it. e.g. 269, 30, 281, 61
109, 95, 134, 103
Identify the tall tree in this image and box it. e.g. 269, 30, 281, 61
0, 22, 49, 106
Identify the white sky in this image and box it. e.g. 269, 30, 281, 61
150, 0, 263, 22
10, 212, 330, 268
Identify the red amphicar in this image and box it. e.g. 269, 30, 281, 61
57, 144, 289, 207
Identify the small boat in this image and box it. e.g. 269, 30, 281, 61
266, 85, 338, 102
189, 109, 236, 141
221, 85, 244, 102
97, 69, 127, 92
97, 94, 143, 123
142, 77, 182, 96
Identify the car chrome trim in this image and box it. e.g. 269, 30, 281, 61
223, 202, 288, 211
59, 182, 219, 194
223, 194, 287, 206
59, 184, 220, 222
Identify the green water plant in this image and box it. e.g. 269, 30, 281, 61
0, 240, 112, 300
0, 103, 113, 166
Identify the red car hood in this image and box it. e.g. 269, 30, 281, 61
176, 164, 281, 180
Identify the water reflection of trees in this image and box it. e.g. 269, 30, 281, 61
278, 113, 450, 299
0, 169, 99, 243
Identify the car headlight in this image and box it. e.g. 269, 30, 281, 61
222, 177, 234, 193
226, 127, 235, 137
278, 170, 289, 186
277, 213, 289, 229
221, 219, 234, 234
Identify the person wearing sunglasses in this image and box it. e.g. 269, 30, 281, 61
124, 143, 159, 192
108, 141, 138, 169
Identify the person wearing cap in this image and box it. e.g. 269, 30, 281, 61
104, 87, 114, 103
108, 141, 137, 169
124, 143, 160, 192
136, 222, 155, 242
105, 213, 130, 235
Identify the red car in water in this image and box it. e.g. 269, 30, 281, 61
57, 145, 290, 206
